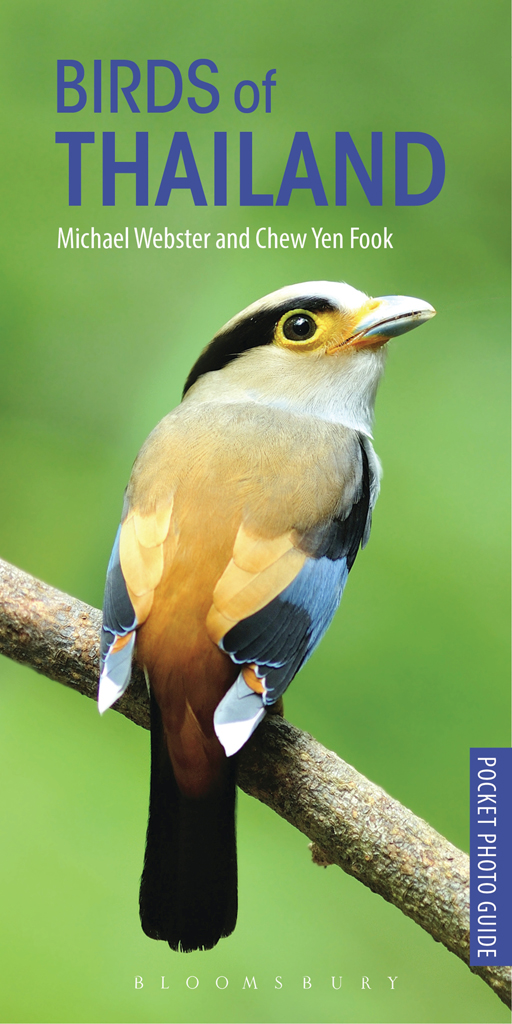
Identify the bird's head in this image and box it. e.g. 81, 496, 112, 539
184, 281, 436, 435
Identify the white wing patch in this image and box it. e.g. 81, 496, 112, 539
98, 631, 136, 715
213, 673, 267, 756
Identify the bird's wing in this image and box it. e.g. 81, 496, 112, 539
210, 441, 371, 755
98, 502, 173, 713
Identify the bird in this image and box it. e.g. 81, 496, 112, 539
98, 280, 436, 953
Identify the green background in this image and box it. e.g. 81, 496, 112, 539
0, 1, 510, 1022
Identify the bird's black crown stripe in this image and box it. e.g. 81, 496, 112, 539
183, 296, 335, 395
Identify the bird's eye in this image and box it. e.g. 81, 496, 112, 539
282, 314, 317, 342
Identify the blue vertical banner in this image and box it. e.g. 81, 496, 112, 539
470, 748, 512, 966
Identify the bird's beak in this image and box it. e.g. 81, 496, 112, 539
344, 295, 436, 349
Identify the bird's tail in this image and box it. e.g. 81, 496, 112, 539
139, 692, 238, 952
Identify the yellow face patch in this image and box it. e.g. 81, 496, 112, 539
273, 306, 361, 354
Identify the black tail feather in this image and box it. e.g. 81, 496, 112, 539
139, 693, 238, 952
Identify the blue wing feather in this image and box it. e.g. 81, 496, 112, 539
222, 554, 349, 704
101, 527, 137, 649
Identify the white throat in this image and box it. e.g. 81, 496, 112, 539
188, 344, 388, 436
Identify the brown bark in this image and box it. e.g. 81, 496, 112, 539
0, 556, 509, 1009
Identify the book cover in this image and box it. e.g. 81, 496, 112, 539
0, 2, 509, 1023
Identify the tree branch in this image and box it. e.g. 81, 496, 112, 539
0, 557, 509, 1009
